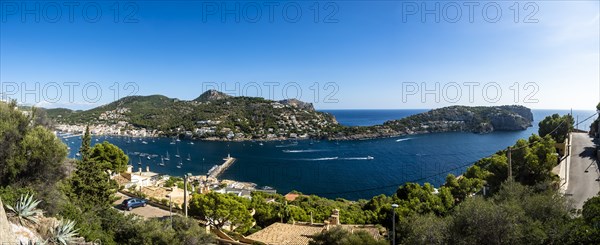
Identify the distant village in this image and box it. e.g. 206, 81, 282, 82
53, 100, 335, 141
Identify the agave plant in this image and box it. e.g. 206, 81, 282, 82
48, 219, 79, 245
5, 194, 43, 226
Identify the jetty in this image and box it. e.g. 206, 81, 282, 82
207, 154, 236, 179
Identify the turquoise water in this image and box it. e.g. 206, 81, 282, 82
61, 109, 597, 200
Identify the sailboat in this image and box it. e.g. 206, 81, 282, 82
186, 154, 191, 161
164, 151, 170, 161
159, 156, 165, 166
177, 159, 183, 169
175, 147, 181, 158
138, 156, 142, 165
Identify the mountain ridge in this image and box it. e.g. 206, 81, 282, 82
45, 91, 533, 141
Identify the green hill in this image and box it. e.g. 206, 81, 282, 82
45, 91, 533, 140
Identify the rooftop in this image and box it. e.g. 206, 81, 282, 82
246, 223, 383, 245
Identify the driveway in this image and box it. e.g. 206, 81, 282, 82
113, 192, 176, 219
565, 133, 600, 209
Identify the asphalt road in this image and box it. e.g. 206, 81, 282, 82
565, 133, 600, 209
113, 192, 175, 219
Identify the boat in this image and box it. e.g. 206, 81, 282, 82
159, 156, 165, 166
147, 155, 151, 160
175, 148, 181, 158
164, 151, 170, 161
75, 152, 81, 157
138, 156, 142, 165
186, 154, 191, 161
259, 142, 264, 146
177, 160, 183, 168
176, 138, 181, 142
142, 141, 148, 144
367, 156, 374, 160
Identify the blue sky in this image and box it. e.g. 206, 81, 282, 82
0, 1, 598, 110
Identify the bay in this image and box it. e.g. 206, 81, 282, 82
61, 109, 597, 200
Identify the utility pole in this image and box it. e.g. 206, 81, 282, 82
391, 204, 398, 245
184, 174, 188, 217
166, 194, 173, 229
507, 146, 512, 181
184, 173, 193, 218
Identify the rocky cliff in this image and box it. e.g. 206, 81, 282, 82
329, 105, 534, 140
0, 199, 17, 243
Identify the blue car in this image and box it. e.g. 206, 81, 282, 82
121, 198, 147, 211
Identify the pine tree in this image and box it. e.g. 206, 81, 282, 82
79, 125, 92, 161
69, 127, 117, 209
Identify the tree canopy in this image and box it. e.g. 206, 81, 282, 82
89, 141, 129, 173
189, 192, 254, 233
538, 113, 574, 143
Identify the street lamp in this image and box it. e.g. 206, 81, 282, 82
391, 204, 399, 245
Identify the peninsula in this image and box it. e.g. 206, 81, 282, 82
45, 90, 534, 141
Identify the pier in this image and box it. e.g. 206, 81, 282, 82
207, 154, 236, 179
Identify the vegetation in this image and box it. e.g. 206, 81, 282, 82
48, 219, 79, 245
538, 113, 574, 143
67, 126, 119, 209
89, 141, 129, 173
308, 226, 387, 245
46, 92, 337, 140
5, 194, 43, 226
45, 92, 535, 141
189, 192, 254, 233
2, 100, 599, 244
0, 101, 215, 244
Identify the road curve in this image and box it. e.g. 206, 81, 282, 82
566, 133, 600, 209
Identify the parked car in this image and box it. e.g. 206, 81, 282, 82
121, 198, 147, 211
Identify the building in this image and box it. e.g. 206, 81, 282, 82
118, 165, 160, 190
242, 209, 384, 245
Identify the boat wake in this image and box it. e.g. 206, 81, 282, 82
339, 157, 374, 160
298, 156, 374, 161
282, 149, 325, 153
298, 157, 339, 161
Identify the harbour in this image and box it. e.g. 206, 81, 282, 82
58, 109, 596, 200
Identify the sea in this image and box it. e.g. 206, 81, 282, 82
60, 109, 597, 200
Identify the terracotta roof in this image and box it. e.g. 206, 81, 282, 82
246, 223, 323, 245
245, 223, 383, 245
284, 193, 305, 201
113, 174, 130, 186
